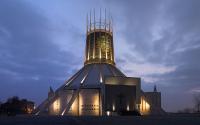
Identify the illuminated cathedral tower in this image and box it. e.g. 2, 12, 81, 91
85, 11, 114, 65
34, 10, 165, 116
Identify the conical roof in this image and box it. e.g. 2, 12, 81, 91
63, 63, 125, 89
35, 12, 130, 115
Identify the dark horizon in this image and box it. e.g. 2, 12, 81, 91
0, 0, 200, 112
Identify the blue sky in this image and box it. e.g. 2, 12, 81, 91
0, 0, 200, 112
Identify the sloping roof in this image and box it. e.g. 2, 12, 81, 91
34, 64, 126, 115
63, 64, 126, 89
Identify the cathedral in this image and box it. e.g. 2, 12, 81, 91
34, 11, 165, 116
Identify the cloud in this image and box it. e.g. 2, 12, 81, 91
0, 0, 200, 112
0, 0, 80, 102
189, 87, 200, 93
105, 0, 200, 111
118, 60, 176, 77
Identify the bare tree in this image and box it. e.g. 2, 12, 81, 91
194, 94, 200, 113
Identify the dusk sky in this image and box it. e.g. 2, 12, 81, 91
0, 0, 200, 112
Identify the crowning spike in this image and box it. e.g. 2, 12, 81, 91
105, 8, 107, 30
93, 8, 96, 30
93, 8, 95, 59
99, 8, 102, 59
111, 15, 114, 61
85, 14, 88, 61
105, 8, 107, 60
90, 10, 91, 31
100, 8, 101, 29
111, 15, 113, 33
86, 14, 88, 33
108, 11, 110, 32
154, 85, 157, 92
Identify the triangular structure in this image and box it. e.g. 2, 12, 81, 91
34, 11, 165, 116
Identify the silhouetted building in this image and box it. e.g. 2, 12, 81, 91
0, 96, 34, 115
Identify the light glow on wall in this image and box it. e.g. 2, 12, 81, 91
27, 107, 33, 114
93, 47, 95, 59
126, 105, 130, 111
140, 96, 150, 115
100, 73, 103, 83
93, 93, 100, 115
79, 94, 83, 115
106, 49, 108, 59
70, 98, 78, 114
79, 90, 100, 116
53, 99, 60, 114
87, 52, 89, 60
106, 111, 111, 116
94, 94, 99, 106
99, 49, 101, 59
112, 104, 115, 111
